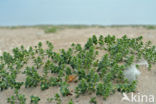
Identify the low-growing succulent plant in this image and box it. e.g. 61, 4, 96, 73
24, 67, 41, 88
0, 35, 156, 104
30, 95, 40, 104
7, 90, 26, 104
89, 97, 97, 104
68, 99, 74, 104
60, 82, 71, 96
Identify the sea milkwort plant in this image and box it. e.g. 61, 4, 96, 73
0, 35, 156, 103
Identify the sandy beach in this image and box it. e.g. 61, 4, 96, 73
0, 26, 156, 104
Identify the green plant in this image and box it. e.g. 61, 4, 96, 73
65, 67, 72, 75
30, 96, 40, 104
85, 38, 93, 49
7, 90, 26, 104
24, 67, 41, 88
49, 77, 61, 86
75, 44, 82, 51
46, 41, 54, 57
47, 93, 62, 104
98, 35, 104, 46
0, 69, 23, 91
40, 77, 50, 90
54, 93, 62, 104
60, 82, 70, 96
75, 79, 88, 97
7, 96, 16, 104
0, 70, 10, 91
34, 56, 43, 69
68, 99, 74, 104
92, 35, 98, 45
117, 80, 137, 93
96, 82, 114, 100
89, 97, 97, 104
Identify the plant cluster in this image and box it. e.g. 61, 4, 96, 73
30, 95, 40, 104
0, 35, 156, 103
7, 90, 26, 104
47, 93, 62, 104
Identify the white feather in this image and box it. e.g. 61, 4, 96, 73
124, 64, 141, 82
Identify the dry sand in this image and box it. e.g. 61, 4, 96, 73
0, 26, 156, 104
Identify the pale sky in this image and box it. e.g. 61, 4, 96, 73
0, 0, 156, 26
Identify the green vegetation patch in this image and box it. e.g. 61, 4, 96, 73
44, 27, 57, 33
0, 35, 156, 104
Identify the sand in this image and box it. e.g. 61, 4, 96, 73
0, 26, 156, 104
